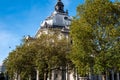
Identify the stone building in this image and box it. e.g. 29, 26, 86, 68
34, 0, 76, 80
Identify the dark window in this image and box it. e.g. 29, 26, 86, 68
64, 17, 68, 20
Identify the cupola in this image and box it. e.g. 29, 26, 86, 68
55, 0, 65, 13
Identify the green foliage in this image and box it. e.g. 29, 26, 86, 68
4, 32, 71, 79
70, 0, 120, 76
4, 44, 36, 79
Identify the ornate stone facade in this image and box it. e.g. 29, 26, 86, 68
35, 0, 72, 38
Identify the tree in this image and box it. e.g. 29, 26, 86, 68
70, 0, 120, 79
4, 44, 36, 80
4, 32, 71, 80
32, 34, 71, 80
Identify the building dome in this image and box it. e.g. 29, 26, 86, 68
35, 0, 72, 38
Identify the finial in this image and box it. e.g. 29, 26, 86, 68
58, 0, 61, 2
55, 0, 64, 13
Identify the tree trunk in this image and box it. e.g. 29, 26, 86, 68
14, 72, 18, 80
48, 70, 52, 80
66, 66, 69, 80
18, 74, 20, 80
36, 69, 39, 80
117, 72, 119, 80
76, 68, 78, 80
29, 75, 31, 80
102, 74, 106, 80
111, 70, 114, 80
44, 71, 48, 80
106, 74, 108, 80
106, 72, 108, 80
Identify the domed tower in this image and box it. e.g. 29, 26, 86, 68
35, 0, 72, 38
34, 1, 74, 80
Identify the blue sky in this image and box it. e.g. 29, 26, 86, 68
0, 0, 84, 64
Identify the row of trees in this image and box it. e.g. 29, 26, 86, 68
70, 0, 120, 80
4, 0, 120, 80
4, 34, 72, 80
